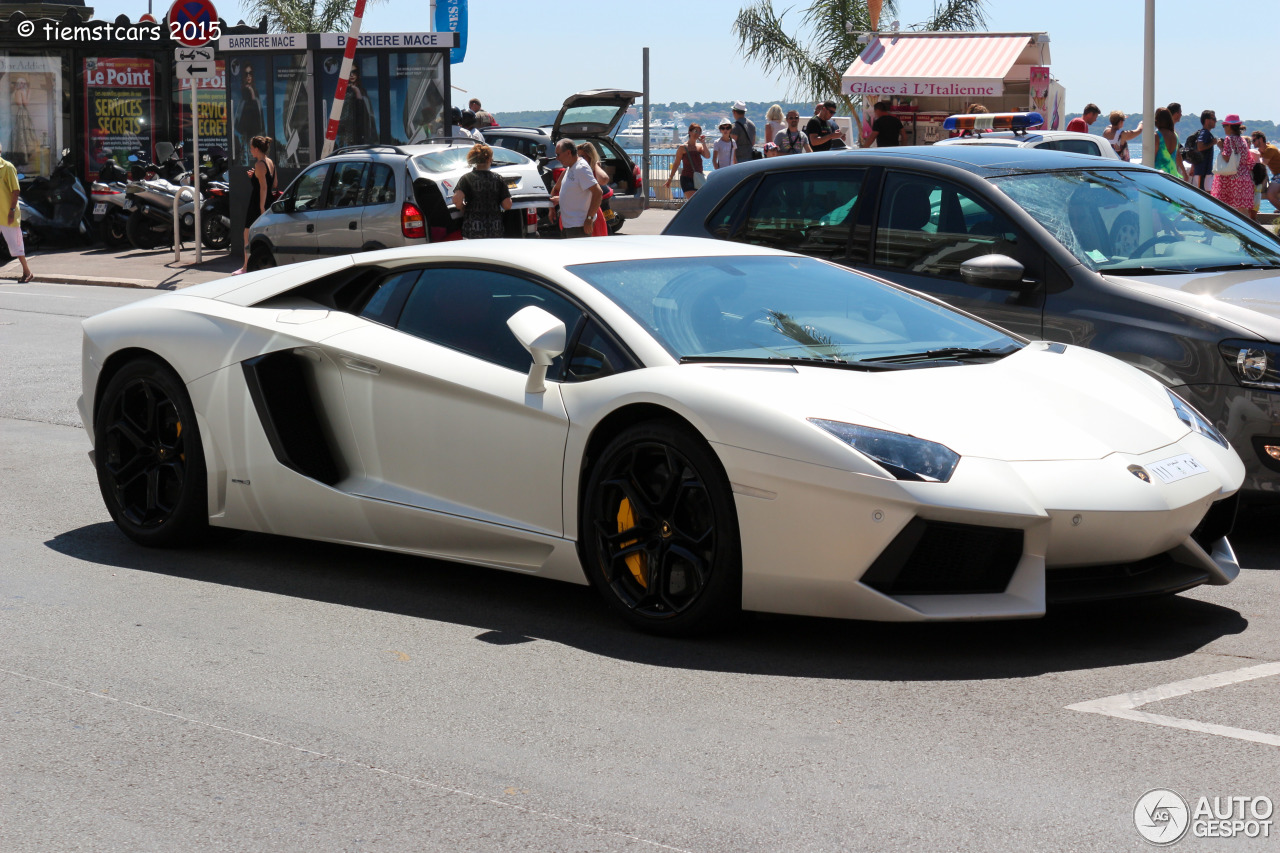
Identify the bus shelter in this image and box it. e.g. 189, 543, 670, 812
841, 32, 1064, 146
217, 30, 456, 252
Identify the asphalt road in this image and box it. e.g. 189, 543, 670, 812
2, 282, 1279, 852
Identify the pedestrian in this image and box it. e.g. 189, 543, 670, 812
764, 104, 785, 146
773, 109, 812, 155
857, 101, 899, 149
1102, 111, 1142, 161
460, 110, 484, 142
808, 99, 847, 150
712, 120, 736, 170
233, 135, 275, 275
1066, 103, 1100, 133
666, 123, 709, 199
730, 100, 758, 162
967, 103, 990, 114
578, 142, 612, 236
475, 109, 496, 128
549, 139, 601, 238
1167, 102, 1183, 129
1192, 110, 1217, 190
1252, 131, 1280, 211
1153, 107, 1186, 180
1211, 114, 1257, 216
451, 143, 512, 239
0, 141, 32, 282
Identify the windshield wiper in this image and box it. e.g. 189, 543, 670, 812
678, 355, 903, 371
858, 345, 1021, 364
1100, 265, 1187, 275
1189, 263, 1280, 273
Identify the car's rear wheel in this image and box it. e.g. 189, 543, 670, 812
247, 244, 276, 271
582, 420, 741, 635
94, 358, 208, 547
201, 212, 230, 250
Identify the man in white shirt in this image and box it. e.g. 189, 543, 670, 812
551, 139, 602, 238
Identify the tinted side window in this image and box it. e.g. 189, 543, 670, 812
738, 169, 864, 259
358, 269, 420, 325
1038, 139, 1103, 157
289, 164, 330, 211
566, 320, 634, 382
705, 176, 757, 239
874, 172, 1018, 276
362, 163, 396, 205
397, 268, 583, 375
324, 162, 368, 208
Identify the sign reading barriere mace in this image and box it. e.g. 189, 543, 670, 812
217, 32, 458, 51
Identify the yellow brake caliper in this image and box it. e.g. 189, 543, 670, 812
176, 419, 184, 461
616, 498, 647, 587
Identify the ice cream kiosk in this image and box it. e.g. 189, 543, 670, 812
840, 30, 1066, 147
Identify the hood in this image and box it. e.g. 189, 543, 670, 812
691, 344, 1192, 461
552, 89, 641, 139
1103, 268, 1280, 341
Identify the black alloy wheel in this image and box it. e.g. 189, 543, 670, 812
583, 420, 741, 635
201, 212, 230, 250
94, 358, 208, 547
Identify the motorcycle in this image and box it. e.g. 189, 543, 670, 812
16, 149, 90, 250
123, 142, 205, 251
197, 148, 231, 251
89, 157, 136, 247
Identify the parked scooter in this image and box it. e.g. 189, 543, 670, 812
17, 149, 90, 250
124, 142, 201, 250
198, 147, 231, 250
89, 157, 134, 247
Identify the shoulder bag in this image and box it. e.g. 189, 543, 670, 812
1213, 140, 1238, 177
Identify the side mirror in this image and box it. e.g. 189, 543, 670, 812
959, 254, 1027, 290
270, 198, 294, 214
507, 306, 566, 394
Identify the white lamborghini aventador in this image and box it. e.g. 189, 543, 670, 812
79, 237, 1245, 634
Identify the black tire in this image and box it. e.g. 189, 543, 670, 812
606, 213, 624, 235
247, 244, 276, 271
201, 211, 230, 250
581, 420, 741, 636
1110, 211, 1139, 257
125, 209, 162, 250
99, 212, 129, 247
94, 358, 209, 547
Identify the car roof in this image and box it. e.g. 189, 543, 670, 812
711, 144, 1144, 178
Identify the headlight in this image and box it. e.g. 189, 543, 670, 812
1219, 339, 1280, 390
808, 419, 960, 482
1167, 389, 1229, 449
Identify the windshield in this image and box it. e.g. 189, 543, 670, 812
990, 169, 1280, 273
412, 147, 532, 174
566, 256, 1020, 363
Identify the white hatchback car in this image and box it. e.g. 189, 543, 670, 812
247, 141, 550, 270
935, 129, 1121, 160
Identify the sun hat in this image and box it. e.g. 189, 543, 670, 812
718, 120, 732, 129
732, 100, 747, 112
1224, 114, 1243, 125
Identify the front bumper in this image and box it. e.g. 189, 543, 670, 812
716, 438, 1243, 622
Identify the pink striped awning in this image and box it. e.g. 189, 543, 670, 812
842, 34, 1031, 99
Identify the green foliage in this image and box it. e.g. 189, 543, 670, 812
732, 0, 988, 109
242, 0, 368, 33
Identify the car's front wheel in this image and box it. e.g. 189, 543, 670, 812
247, 244, 276, 271
94, 358, 208, 547
582, 420, 741, 635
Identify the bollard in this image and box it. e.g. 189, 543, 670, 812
173, 186, 198, 264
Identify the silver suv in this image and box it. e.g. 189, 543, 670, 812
247, 141, 550, 270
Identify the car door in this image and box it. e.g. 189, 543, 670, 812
865, 170, 1045, 339
724, 167, 868, 262
268, 162, 330, 263
319, 265, 585, 536
358, 162, 401, 249
311, 161, 368, 256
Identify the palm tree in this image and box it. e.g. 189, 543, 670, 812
733, 0, 989, 109
239, 0, 363, 33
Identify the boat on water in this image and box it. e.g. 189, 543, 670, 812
616, 113, 685, 148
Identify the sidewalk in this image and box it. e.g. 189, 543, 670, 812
0, 207, 679, 291
1, 243, 239, 290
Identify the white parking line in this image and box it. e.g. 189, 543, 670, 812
1068, 661, 1280, 747
0, 288, 72, 298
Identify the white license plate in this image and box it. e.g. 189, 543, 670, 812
93, 203, 106, 215
1148, 453, 1208, 484
123, 199, 133, 210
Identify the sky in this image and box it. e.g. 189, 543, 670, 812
128, 0, 1271, 121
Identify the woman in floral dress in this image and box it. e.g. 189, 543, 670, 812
1212, 114, 1257, 215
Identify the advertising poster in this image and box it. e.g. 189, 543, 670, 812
0, 56, 63, 178
83, 57, 154, 181
388, 52, 445, 145
1029, 66, 1050, 130
227, 55, 268, 165
273, 54, 312, 167
434, 0, 467, 64
175, 60, 228, 163
319, 54, 379, 149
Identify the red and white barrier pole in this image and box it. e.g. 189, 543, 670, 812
320, 0, 368, 160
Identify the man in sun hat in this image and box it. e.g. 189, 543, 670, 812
730, 100, 758, 162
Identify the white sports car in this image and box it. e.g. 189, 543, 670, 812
79, 237, 1245, 634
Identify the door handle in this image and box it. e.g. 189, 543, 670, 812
341, 357, 380, 375
348, 221, 358, 230
306, 224, 314, 232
